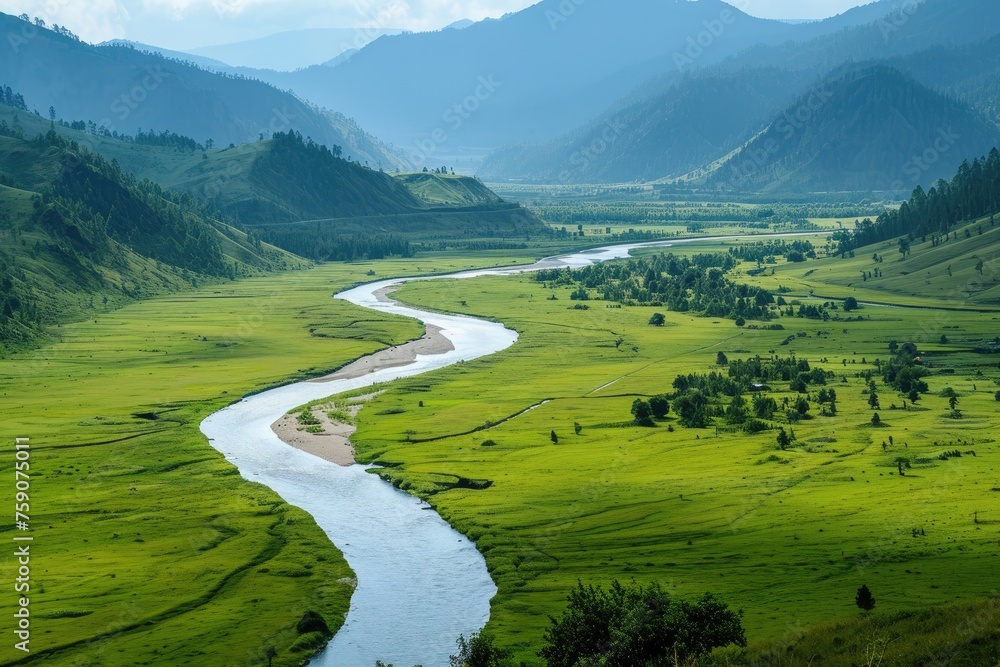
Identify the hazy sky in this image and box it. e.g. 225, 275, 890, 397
4, 0, 875, 50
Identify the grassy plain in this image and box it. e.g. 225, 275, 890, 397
0, 251, 543, 667
346, 229, 1000, 664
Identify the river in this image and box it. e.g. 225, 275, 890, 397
199, 233, 812, 666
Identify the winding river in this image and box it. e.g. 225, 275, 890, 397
199, 234, 810, 667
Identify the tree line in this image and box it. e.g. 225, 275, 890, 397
536, 252, 777, 322
833, 147, 1000, 253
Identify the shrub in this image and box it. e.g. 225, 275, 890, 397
649, 313, 666, 326
540, 581, 745, 667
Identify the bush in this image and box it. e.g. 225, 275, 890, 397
735, 317, 746, 327
449, 632, 514, 667
649, 395, 670, 419
540, 581, 745, 667
296, 610, 330, 636
995, 391, 1000, 402
649, 312, 666, 326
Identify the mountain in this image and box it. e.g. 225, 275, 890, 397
479, 67, 815, 184
0, 103, 301, 350
189, 28, 404, 71
480, 0, 1000, 187
257, 0, 807, 162
0, 12, 409, 170
705, 66, 1000, 194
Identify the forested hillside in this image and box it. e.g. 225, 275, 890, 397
707, 66, 1000, 193
0, 116, 300, 350
834, 146, 1000, 253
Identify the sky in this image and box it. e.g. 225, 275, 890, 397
3, 0, 875, 50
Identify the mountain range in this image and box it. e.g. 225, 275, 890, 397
477, 0, 1000, 192
0, 12, 409, 171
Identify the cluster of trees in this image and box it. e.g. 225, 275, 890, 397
833, 148, 1000, 254
728, 239, 816, 264
537, 253, 777, 322
1, 85, 28, 111
881, 341, 930, 401
630, 355, 832, 430
540, 581, 745, 667
381, 582, 745, 667
0, 251, 42, 348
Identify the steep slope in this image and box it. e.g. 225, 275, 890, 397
706, 67, 1000, 194
0, 12, 409, 170
0, 115, 302, 350
480, 68, 814, 184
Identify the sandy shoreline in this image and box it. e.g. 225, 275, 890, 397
271, 285, 454, 466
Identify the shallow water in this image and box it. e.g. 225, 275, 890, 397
200, 233, 809, 666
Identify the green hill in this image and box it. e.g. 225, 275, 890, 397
0, 121, 302, 351
394, 172, 503, 206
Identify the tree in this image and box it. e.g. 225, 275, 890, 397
898, 236, 911, 258
673, 390, 709, 428
727, 395, 748, 425
856, 585, 876, 611
540, 581, 746, 667
777, 428, 791, 451
550, 430, 559, 444
976, 259, 985, 275
265, 647, 277, 667
48, 105, 55, 121
450, 632, 514, 667
868, 391, 880, 410
871, 412, 882, 427
648, 312, 666, 326
648, 395, 670, 420
844, 296, 859, 312
716, 351, 729, 366
631, 399, 655, 427
735, 317, 746, 327
795, 396, 810, 416
995, 391, 1000, 402
949, 395, 959, 411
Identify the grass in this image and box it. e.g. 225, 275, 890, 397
345, 240, 1000, 664
393, 172, 502, 206
0, 252, 546, 667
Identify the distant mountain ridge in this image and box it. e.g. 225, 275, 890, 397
0, 12, 410, 170
705, 65, 1000, 194
479, 0, 1000, 192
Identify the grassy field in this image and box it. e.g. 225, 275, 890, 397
342, 234, 1000, 664
0, 251, 545, 667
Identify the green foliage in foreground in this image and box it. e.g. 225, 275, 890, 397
541, 581, 744, 667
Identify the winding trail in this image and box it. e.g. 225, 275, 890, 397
199, 233, 815, 666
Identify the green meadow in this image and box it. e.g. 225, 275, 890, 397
0, 251, 542, 667
343, 231, 1000, 663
